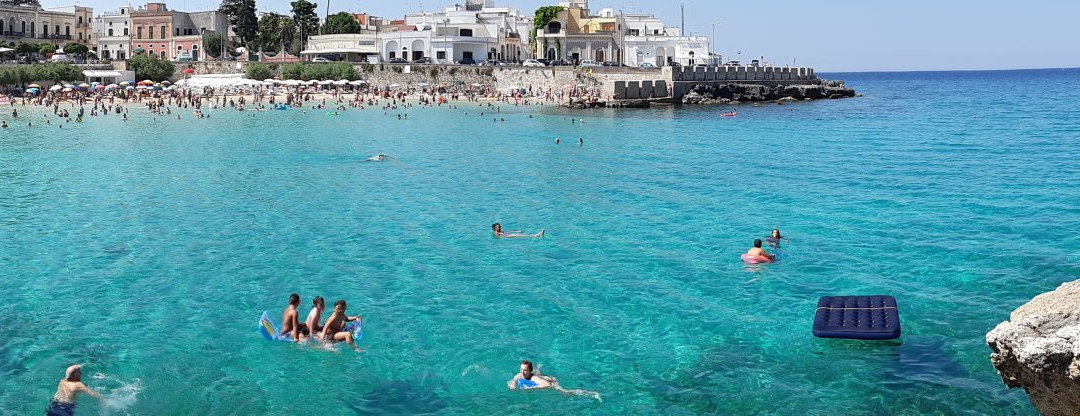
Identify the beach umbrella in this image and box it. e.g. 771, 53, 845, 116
28, 83, 41, 89
105, 83, 118, 89
25, 87, 39, 93
94, 85, 105, 90
334, 79, 348, 85
62, 87, 72, 92
417, 82, 429, 87
49, 85, 62, 91
140, 79, 154, 85
160, 80, 171, 85
119, 81, 130, 86
125, 86, 134, 90
389, 83, 401, 88
470, 83, 482, 87
182, 68, 195, 74
263, 79, 275, 83
77, 83, 89, 88
348, 80, 366, 86
319, 80, 334, 85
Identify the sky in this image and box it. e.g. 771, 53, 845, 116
53, 0, 1080, 72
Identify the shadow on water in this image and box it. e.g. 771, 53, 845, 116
346, 380, 447, 415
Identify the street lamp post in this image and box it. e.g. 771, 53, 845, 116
711, 20, 719, 57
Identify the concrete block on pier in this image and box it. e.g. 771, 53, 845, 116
654, 80, 668, 97
641, 80, 654, 98
626, 81, 640, 99
737, 66, 746, 81
694, 67, 705, 81
614, 81, 626, 99
765, 67, 774, 80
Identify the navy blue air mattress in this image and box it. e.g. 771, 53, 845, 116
813, 295, 901, 340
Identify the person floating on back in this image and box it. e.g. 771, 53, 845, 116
492, 223, 544, 238
47, 364, 102, 416
507, 360, 602, 401
746, 239, 776, 262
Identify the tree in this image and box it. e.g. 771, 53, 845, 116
63, 43, 89, 59
203, 33, 225, 59
15, 42, 37, 56
246, 63, 273, 80
39, 44, 56, 55
322, 12, 360, 35
219, 0, 258, 46
128, 54, 175, 81
256, 13, 290, 54
291, 0, 319, 46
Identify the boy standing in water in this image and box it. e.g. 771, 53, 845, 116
47, 364, 102, 416
321, 300, 361, 349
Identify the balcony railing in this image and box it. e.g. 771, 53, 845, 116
3, 31, 27, 37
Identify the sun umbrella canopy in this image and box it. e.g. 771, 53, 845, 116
417, 82, 429, 87
160, 80, 171, 85
389, 83, 401, 88
182, 68, 195, 74
94, 85, 105, 89
334, 79, 348, 85
471, 83, 483, 87
119, 81, 131, 86
348, 80, 367, 85
25, 88, 39, 93
62, 87, 72, 92
28, 83, 40, 88
49, 85, 62, 91
105, 83, 118, 88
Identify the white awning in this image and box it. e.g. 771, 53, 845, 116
83, 70, 124, 77
299, 48, 377, 55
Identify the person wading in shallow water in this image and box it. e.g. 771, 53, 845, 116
47, 364, 102, 416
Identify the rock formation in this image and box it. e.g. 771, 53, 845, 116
986, 279, 1080, 416
681, 80, 856, 105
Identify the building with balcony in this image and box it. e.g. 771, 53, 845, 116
0, 0, 92, 46
621, 13, 708, 67
534, 0, 624, 64
300, 33, 378, 62
378, 0, 531, 64
92, 6, 131, 60
129, 3, 231, 61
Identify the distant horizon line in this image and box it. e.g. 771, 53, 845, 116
818, 66, 1079, 74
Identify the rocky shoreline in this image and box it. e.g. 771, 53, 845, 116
986, 279, 1080, 416
680, 80, 857, 105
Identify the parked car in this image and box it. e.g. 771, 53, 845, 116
694, 63, 709, 69
388, 57, 407, 64
548, 59, 568, 66
455, 57, 476, 65
724, 60, 740, 66
638, 62, 657, 68
750, 59, 760, 67
413, 57, 431, 64
311, 57, 331, 63
601, 61, 620, 67
579, 59, 601, 67
535, 58, 551, 66
522, 59, 545, 67
667, 61, 681, 67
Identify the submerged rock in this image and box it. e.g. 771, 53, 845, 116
680, 81, 855, 104
986, 279, 1080, 416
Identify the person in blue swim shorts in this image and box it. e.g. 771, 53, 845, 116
46, 364, 102, 416
507, 360, 552, 390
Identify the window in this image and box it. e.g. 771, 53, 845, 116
78, 33, 82, 40
159, 50, 165, 58
65, 26, 69, 36
78, 16, 83, 24
138, 26, 143, 39
160, 25, 165, 39
177, 45, 182, 50
121, 9, 125, 14
436, 51, 445, 59
123, 28, 128, 36
389, 51, 395, 59
56, 25, 60, 35
459, 28, 472, 37
108, 28, 113, 36
192, 45, 198, 50
174, 28, 179, 36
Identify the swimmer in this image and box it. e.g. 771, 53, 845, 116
555, 137, 560, 144
364, 154, 393, 162
765, 229, 784, 247
746, 239, 775, 261
1, 121, 6, 128
507, 360, 602, 401
47, 364, 102, 416
321, 299, 361, 349
492, 223, 544, 238
305, 296, 325, 339
578, 138, 583, 146
280, 293, 308, 341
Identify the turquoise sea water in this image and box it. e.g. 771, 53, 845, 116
2, 68, 1079, 415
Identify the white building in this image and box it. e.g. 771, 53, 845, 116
622, 12, 708, 67
92, 5, 131, 60
380, 0, 531, 63
0, 1, 92, 46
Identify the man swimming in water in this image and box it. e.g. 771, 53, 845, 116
281, 293, 308, 341
305, 296, 325, 339
47, 364, 102, 416
492, 223, 545, 238
321, 299, 361, 349
747, 239, 776, 261
507, 360, 602, 401
363, 154, 393, 162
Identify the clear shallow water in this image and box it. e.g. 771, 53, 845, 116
2, 68, 1079, 414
